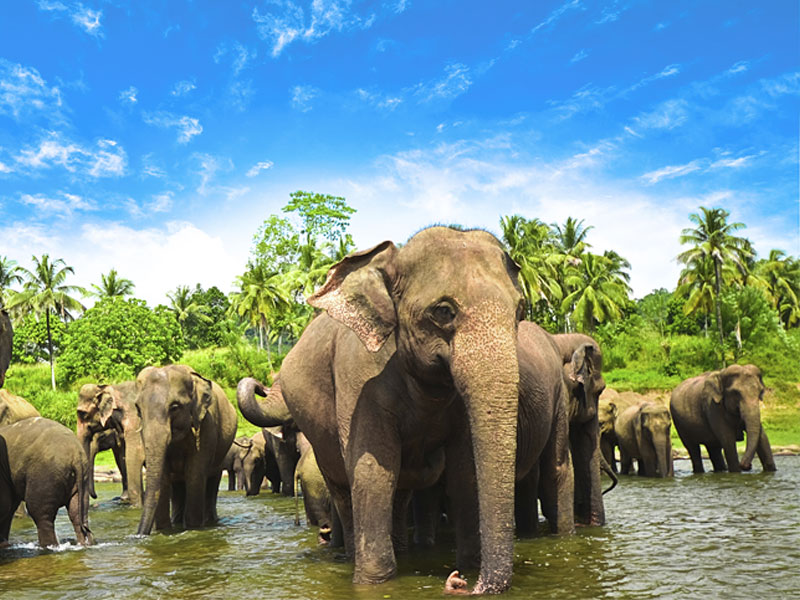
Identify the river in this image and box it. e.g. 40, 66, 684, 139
2, 456, 798, 599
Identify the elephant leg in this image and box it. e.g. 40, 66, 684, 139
113, 442, 129, 501
0, 490, 19, 543
619, 451, 633, 476
756, 430, 777, 472
183, 472, 207, 529
154, 483, 172, 531
445, 416, 480, 569
171, 481, 187, 527
570, 423, 603, 526
707, 446, 727, 472
227, 469, 235, 491
277, 449, 298, 498
28, 505, 59, 548
124, 431, 144, 508
330, 501, 345, 549
205, 472, 222, 524
327, 482, 354, 557
67, 491, 93, 546
686, 444, 705, 473
412, 484, 443, 547
538, 416, 575, 535
391, 489, 412, 554
720, 440, 740, 473
515, 470, 539, 536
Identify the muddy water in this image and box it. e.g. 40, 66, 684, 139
2, 456, 798, 599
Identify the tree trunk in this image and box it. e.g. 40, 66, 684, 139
713, 258, 726, 367
46, 310, 55, 390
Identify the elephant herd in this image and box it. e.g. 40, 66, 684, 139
0, 227, 781, 596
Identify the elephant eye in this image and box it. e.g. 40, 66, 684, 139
431, 303, 456, 326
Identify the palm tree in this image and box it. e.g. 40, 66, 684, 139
560, 253, 631, 333
167, 285, 211, 342
90, 268, 135, 298
677, 206, 751, 366
0, 256, 23, 308
756, 249, 800, 327
5, 254, 86, 389
552, 217, 594, 260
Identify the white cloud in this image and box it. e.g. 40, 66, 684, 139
355, 88, 402, 110
141, 154, 166, 178
194, 153, 233, 195
633, 99, 689, 130
531, 0, 582, 35
214, 41, 256, 75
413, 63, 473, 103
246, 160, 274, 177
14, 134, 127, 178
0, 160, 11, 173
710, 155, 753, 170
148, 191, 174, 213
143, 111, 203, 143
570, 49, 588, 64
641, 160, 702, 184
19, 191, 94, 215
0, 59, 64, 122
291, 84, 318, 112
89, 139, 127, 177
37, 1, 104, 37
253, 0, 377, 57
171, 80, 196, 97
119, 86, 138, 104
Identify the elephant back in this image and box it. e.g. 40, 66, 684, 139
0, 390, 41, 426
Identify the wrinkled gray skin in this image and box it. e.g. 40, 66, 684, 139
76, 382, 144, 506
294, 432, 334, 544
135, 365, 237, 534
0, 417, 93, 547
614, 399, 673, 477
238, 430, 277, 495
0, 389, 40, 426
238, 227, 574, 594
263, 425, 300, 496
551, 334, 607, 526
598, 390, 642, 473
0, 310, 11, 389
670, 364, 776, 473
221, 437, 250, 491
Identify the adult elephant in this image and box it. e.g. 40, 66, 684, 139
238, 227, 573, 595
135, 365, 237, 534
614, 399, 673, 477
550, 333, 607, 526
263, 425, 300, 496
670, 364, 776, 473
0, 309, 12, 389
0, 417, 94, 547
237, 430, 280, 496
0, 389, 40, 426
76, 382, 144, 505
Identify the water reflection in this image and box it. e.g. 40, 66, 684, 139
1, 457, 798, 599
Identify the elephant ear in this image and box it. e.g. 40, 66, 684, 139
190, 371, 214, 441
703, 372, 724, 404
569, 343, 596, 385
96, 385, 117, 428
308, 241, 398, 353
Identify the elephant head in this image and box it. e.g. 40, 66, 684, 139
135, 364, 214, 535
237, 433, 267, 496
703, 364, 765, 471
565, 341, 605, 424
77, 384, 123, 499
0, 309, 12, 389
634, 403, 673, 477
308, 227, 524, 594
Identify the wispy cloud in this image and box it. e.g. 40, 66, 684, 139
171, 80, 196, 97
193, 153, 233, 195
413, 63, 473, 103
214, 41, 256, 75
148, 191, 174, 213
246, 160, 274, 177
642, 152, 756, 183
19, 191, 94, 214
641, 160, 702, 184
531, 0, 583, 35
623, 63, 681, 95
118, 86, 138, 104
141, 154, 166, 178
253, 0, 378, 57
143, 111, 203, 143
633, 98, 689, 130
355, 88, 402, 110
37, 1, 103, 37
0, 59, 64, 123
570, 49, 588, 64
13, 134, 127, 177
290, 84, 318, 112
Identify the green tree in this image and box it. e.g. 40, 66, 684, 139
11, 312, 67, 364
183, 285, 232, 349
251, 214, 301, 273
677, 206, 751, 366
6, 254, 87, 389
167, 285, 211, 343
283, 190, 357, 245
756, 249, 800, 327
58, 297, 184, 382
89, 268, 135, 298
0, 256, 23, 307
560, 252, 631, 333
637, 288, 671, 337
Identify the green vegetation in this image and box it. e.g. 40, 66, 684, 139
1, 196, 798, 450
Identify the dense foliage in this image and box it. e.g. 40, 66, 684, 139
58, 297, 184, 383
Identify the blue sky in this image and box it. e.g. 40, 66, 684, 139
0, 1, 797, 306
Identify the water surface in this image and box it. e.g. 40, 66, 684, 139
2, 456, 798, 599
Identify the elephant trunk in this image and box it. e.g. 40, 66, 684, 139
137, 429, 170, 535
451, 309, 519, 594
739, 401, 762, 471
654, 433, 672, 478
77, 423, 98, 500
237, 378, 292, 428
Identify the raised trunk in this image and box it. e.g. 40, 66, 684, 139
739, 403, 762, 471
236, 377, 292, 428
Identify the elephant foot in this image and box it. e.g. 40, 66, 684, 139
444, 571, 470, 595
739, 461, 752, 471
317, 526, 332, 545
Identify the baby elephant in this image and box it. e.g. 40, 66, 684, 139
615, 401, 673, 477
0, 417, 94, 547
294, 432, 334, 544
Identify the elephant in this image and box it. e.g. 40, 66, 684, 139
0, 417, 94, 547
76, 382, 144, 506
263, 424, 300, 496
237, 227, 574, 594
550, 333, 607, 526
294, 432, 334, 544
135, 365, 237, 534
0, 389, 41, 426
0, 309, 11, 389
613, 398, 673, 477
236, 430, 280, 496
670, 364, 776, 474
221, 436, 250, 491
